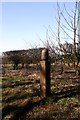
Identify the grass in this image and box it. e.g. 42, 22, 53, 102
1, 67, 80, 120
2, 74, 40, 119
25, 97, 80, 120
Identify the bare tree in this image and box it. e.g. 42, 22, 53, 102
55, 1, 79, 68
38, 1, 79, 69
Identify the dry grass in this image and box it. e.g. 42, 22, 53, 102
1, 67, 80, 120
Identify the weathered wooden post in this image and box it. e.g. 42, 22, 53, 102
40, 48, 50, 98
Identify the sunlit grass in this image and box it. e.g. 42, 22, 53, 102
2, 68, 80, 120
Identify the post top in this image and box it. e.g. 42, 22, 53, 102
41, 48, 49, 60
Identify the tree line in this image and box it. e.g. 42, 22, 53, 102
2, 48, 42, 70
2, 42, 80, 70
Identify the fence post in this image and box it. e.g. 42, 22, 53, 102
40, 48, 50, 98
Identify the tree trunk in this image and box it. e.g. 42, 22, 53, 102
22, 63, 24, 68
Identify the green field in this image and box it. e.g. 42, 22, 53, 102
1, 67, 80, 120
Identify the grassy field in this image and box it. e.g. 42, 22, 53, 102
1, 66, 80, 120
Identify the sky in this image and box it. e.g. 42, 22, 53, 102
1, 1, 77, 54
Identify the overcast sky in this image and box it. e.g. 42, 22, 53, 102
1, 2, 76, 53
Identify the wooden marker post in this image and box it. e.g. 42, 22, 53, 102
40, 48, 50, 98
